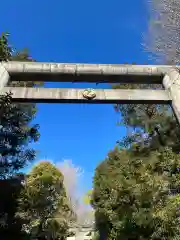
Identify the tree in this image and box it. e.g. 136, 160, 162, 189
0, 32, 40, 238
92, 147, 180, 240
114, 93, 180, 154
113, 0, 180, 150
106, 86, 180, 239
0, 174, 28, 240
0, 32, 40, 178
121, 0, 180, 151
17, 161, 72, 239
0, 32, 12, 61
92, 1, 180, 238
0, 92, 39, 178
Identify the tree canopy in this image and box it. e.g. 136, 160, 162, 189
92, 146, 180, 240
0, 32, 40, 239
0, 32, 40, 178
91, 1, 180, 238
17, 161, 73, 239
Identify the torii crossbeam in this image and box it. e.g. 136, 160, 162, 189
0, 62, 180, 123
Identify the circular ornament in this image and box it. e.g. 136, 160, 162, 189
82, 88, 96, 100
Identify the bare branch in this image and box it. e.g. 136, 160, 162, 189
144, 0, 180, 64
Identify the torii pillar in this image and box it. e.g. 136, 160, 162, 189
163, 69, 180, 124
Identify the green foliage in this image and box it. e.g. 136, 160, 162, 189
112, 79, 180, 154
0, 32, 40, 239
0, 174, 28, 239
93, 81, 180, 239
40, 218, 69, 240
92, 57, 180, 239
0, 32, 40, 178
92, 147, 180, 239
17, 161, 72, 239
0, 32, 12, 61
0, 92, 39, 178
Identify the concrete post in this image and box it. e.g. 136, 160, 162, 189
163, 68, 180, 124
0, 64, 10, 90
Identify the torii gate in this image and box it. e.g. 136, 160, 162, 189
0, 62, 180, 123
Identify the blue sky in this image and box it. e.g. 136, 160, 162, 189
1, 0, 150, 193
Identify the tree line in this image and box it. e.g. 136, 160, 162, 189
91, 0, 180, 239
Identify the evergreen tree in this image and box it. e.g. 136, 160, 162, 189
17, 161, 73, 239
92, 147, 180, 240
0, 32, 40, 239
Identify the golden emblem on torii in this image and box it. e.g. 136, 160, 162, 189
82, 88, 96, 100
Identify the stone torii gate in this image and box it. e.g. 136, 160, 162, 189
0, 62, 180, 123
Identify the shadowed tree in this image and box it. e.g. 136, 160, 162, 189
0, 174, 28, 239
0, 32, 40, 178
0, 32, 40, 239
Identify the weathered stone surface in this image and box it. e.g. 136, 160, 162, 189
2, 61, 172, 76
0, 87, 171, 104
0, 65, 10, 90
163, 69, 180, 123
1, 62, 174, 83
